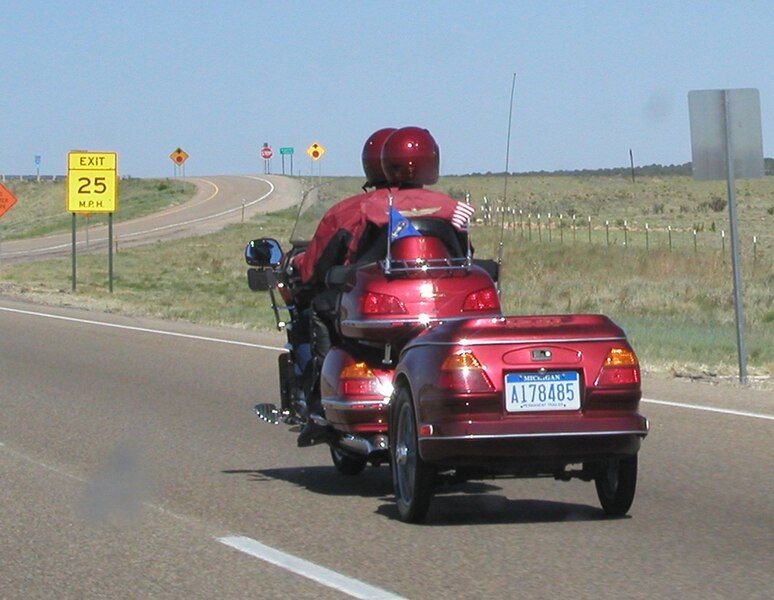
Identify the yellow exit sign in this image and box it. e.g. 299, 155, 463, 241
67, 151, 118, 213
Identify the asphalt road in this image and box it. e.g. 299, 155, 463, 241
1, 297, 771, 599
1, 175, 302, 264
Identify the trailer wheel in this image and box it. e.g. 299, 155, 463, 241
595, 455, 638, 516
330, 447, 367, 476
391, 386, 435, 523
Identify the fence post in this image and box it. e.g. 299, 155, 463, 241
519, 209, 524, 238
668, 225, 672, 251
572, 214, 577, 243
605, 220, 610, 247
693, 229, 697, 253
645, 223, 649, 251
721, 230, 726, 259
624, 220, 628, 248
587, 216, 592, 243
527, 214, 532, 241
547, 212, 552, 243
753, 235, 757, 262
537, 213, 542, 242
559, 214, 564, 244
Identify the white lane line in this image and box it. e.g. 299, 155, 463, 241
4, 176, 274, 257
4, 306, 770, 422
218, 536, 406, 600
0, 306, 286, 352
642, 398, 774, 421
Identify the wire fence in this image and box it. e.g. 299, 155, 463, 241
472, 199, 766, 262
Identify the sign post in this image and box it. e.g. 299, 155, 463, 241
67, 151, 118, 292
279, 147, 294, 176
306, 142, 325, 184
35, 155, 41, 182
169, 148, 189, 179
0, 183, 19, 266
688, 88, 764, 384
261, 143, 273, 174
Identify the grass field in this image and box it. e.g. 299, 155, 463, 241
1, 174, 771, 378
0, 178, 196, 240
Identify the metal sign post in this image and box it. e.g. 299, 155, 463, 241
67, 151, 119, 293
688, 88, 764, 384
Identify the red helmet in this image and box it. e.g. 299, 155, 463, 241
381, 127, 439, 187
362, 128, 397, 188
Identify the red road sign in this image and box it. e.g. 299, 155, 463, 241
0, 183, 18, 218
261, 147, 273, 159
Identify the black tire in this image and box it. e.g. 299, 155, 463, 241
390, 386, 435, 523
330, 446, 367, 476
595, 455, 638, 516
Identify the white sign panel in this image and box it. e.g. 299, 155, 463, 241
688, 88, 764, 181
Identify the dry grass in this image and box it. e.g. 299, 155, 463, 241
0, 178, 196, 240
1, 175, 771, 377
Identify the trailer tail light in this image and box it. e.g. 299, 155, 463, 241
338, 362, 381, 396
438, 351, 494, 393
362, 291, 407, 315
595, 347, 640, 387
462, 287, 500, 312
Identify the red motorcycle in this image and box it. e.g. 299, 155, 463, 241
245, 193, 648, 523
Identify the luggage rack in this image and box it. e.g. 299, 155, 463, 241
383, 191, 473, 276
382, 256, 472, 276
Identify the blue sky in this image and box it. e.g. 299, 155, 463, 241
0, 1, 771, 177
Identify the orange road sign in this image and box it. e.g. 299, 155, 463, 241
306, 143, 325, 160
169, 148, 190, 165
0, 183, 18, 218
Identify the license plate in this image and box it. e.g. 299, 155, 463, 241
504, 371, 581, 412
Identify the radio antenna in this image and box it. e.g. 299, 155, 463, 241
496, 73, 517, 293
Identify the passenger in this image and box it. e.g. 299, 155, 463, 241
295, 126, 474, 446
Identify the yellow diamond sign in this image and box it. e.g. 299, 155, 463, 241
306, 143, 325, 160
67, 151, 118, 213
169, 147, 189, 165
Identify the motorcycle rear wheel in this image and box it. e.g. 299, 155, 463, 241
391, 386, 435, 523
330, 447, 367, 476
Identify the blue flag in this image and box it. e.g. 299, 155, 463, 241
389, 207, 421, 241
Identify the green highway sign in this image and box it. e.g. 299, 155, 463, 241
279, 147, 294, 155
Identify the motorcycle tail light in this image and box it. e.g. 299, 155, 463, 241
462, 287, 500, 312
339, 362, 380, 396
362, 291, 407, 315
595, 347, 640, 387
437, 351, 494, 393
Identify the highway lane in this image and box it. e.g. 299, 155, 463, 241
0, 175, 302, 264
1, 298, 772, 598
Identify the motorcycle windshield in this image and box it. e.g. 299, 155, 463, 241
289, 186, 343, 244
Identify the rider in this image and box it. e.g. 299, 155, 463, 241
295, 126, 472, 446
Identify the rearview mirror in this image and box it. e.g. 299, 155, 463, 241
245, 238, 282, 267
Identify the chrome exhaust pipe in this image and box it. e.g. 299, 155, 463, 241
339, 434, 389, 456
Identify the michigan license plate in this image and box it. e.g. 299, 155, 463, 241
505, 371, 581, 412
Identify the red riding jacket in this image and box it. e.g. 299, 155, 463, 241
294, 188, 468, 284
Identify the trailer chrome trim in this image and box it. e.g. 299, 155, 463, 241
405, 336, 626, 349
419, 429, 648, 442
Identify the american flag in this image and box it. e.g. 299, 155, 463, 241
451, 202, 475, 231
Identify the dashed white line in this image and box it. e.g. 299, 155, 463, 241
217, 536, 406, 600
0, 306, 286, 352
0, 439, 404, 599
641, 398, 773, 421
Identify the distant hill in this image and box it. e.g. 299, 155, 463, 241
466, 157, 774, 178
